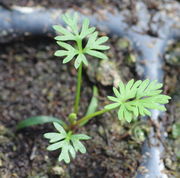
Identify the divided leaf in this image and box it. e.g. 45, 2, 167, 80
54, 41, 78, 64
44, 122, 91, 163
62, 12, 79, 35
105, 79, 171, 122
53, 12, 109, 69
53, 25, 75, 41
80, 18, 96, 39
85, 32, 109, 51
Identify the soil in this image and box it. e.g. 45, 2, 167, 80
0, 0, 143, 9
0, 0, 179, 178
0, 33, 141, 178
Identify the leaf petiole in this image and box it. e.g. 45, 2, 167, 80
74, 108, 110, 127
74, 62, 83, 114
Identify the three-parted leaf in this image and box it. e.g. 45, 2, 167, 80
53, 12, 109, 69
44, 122, 91, 163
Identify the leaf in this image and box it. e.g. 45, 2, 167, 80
118, 105, 125, 120
71, 138, 86, 153
16, 116, 67, 130
84, 31, 109, 52
124, 108, 132, 122
81, 54, 88, 66
53, 122, 66, 135
54, 41, 77, 65
78, 86, 99, 127
62, 13, 79, 35
72, 134, 91, 140
85, 86, 98, 116
58, 141, 71, 163
80, 18, 89, 37
136, 79, 163, 99
55, 35, 75, 41
85, 32, 98, 48
68, 144, 76, 159
125, 79, 134, 91
63, 53, 76, 64
85, 49, 108, 59
54, 50, 67, 57
74, 54, 83, 69
47, 141, 64, 151
80, 18, 96, 39
57, 41, 74, 50
105, 79, 171, 123
53, 24, 76, 41
44, 122, 90, 163
53, 13, 109, 69
113, 87, 121, 98
119, 81, 126, 95
107, 96, 119, 102
104, 103, 120, 110
96, 36, 109, 45
53, 25, 73, 36
44, 133, 66, 143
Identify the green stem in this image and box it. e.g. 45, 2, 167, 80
74, 63, 83, 114
74, 108, 109, 127
77, 38, 82, 53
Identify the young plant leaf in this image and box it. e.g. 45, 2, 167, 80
105, 79, 171, 122
53, 12, 109, 69
16, 116, 67, 130
44, 122, 91, 163
85, 86, 99, 116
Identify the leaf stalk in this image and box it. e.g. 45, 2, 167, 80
74, 108, 110, 127
74, 63, 83, 114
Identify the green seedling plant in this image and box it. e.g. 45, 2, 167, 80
17, 13, 171, 164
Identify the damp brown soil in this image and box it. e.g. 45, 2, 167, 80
163, 41, 180, 177
0, 0, 179, 177
0, 36, 143, 178
0, 32, 179, 178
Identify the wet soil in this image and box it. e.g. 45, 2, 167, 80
0, 0, 179, 178
163, 41, 180, 177
0, 0, 143, 9
0, 36, 142, 178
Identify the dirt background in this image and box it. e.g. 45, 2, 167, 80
0, 0, 179, 178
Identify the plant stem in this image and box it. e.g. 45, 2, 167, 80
74, 63, 83, 114
77, 39, 82, 53
74, 108, 109, 127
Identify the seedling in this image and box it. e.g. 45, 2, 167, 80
17, 13, 171, 164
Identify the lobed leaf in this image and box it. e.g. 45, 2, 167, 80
63, 53, 76, 64
47, 141, 64, 151
53, 122, 66, 135
74, 54, 88, 69
53, 25, 73, 36
85, 49, 108, 59
71, 138, 86, 153
44, 132, 66, 143
80, 18, 96, 39
71, 134, 91, 140
105, 79, 171, 122
53, 12, 109, 69
55, 35, 75, 41
44, 122, 90, 163
54, 50, 68, 57
104, 103, 120, 110
58, 141, 71, 163
62, 13, 79, 35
